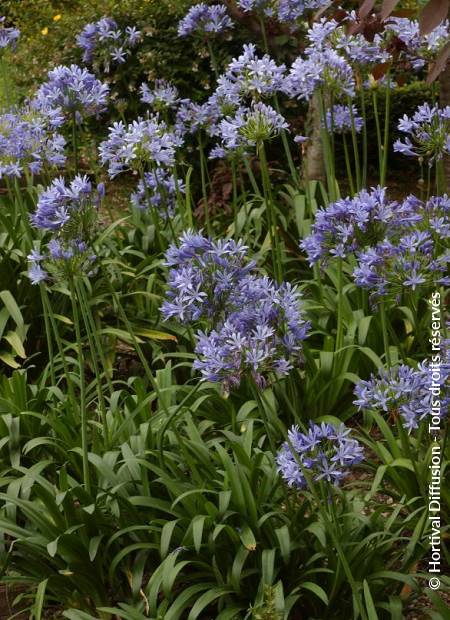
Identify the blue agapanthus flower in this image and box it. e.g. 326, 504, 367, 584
140, 79, 180, 112
394, 103, 450, 164
353, 231, 450, 301
29, 176, 104, 283
237, 0, 326, 22
33, 64, 109, 122
277, 422, 364, 489
99, 117, 181, 177
354, 362, 449, 432
0, 105, 66, 179
283, 48, 355, 102
178, 3, 233, 37
300, 187, 418, 267
0, 16, 20, 49
277, 0, 329, 23
306, 16, 387, 66
193, 275, 309, 389
217, 102, 288, 154
130, 168, 185, 218
76, 17, 141, 72
175, 99, 220, 137
161, 231, 309, 391
217, 43, 286, 100
237, 0, 273, 14
161, 231, 255, 323
325, 104, 363, 134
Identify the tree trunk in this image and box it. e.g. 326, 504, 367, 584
304, 93, 326, 184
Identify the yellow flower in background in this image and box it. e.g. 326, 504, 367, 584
41, 26, 48, 35
53, 14, 62, 22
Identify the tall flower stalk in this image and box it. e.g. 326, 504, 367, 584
69, 277, 91, 495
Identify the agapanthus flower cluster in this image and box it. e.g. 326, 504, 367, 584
140, 80, 179, 113
130, 168, 185, 218
175, 99, 220, 136
28, 175, 104, 284
207, 84, 241, 119
277, 0, 329, 23
237, 0, 274, 14
0, 105, 66, 179
161, 231, 309, 391
178, 3, 233, 37
283, 49, 355, 102
422, 195, 450, 240
76, 17, 140, 71
301, 187, 415, 267
217, 44, 286, 100
353, 231, 450, 301
276, 422, 364, 489
99, 117, 181, 177
354, 362, 449, 432
161, 232, 255, 322
237, 0, 324, 22
33, 64, 109, 122
394, 103, 450, 164
218, 102, 288, 154
306, 17, 387, 66
325, 104, 363, 134
0, 16, 20, 50
399, 194, 450, 241
386, 18, 449, 69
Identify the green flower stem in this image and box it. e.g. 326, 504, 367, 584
285, 435, 368, 620
197, 134, 212, 235
380, 73, 391, 187
372, 89, 383, 176
379, 300, 391, 367
273, 93, 299, 185
140, 167, 164, 250
435, 159, 447, 195
40, 285, 77, 406
173, 162, 186, 227
13, 178, 33, 249
342, 134, 355, 196
258, 15, 269, 53
347, 96, 361, 191
426, 163, 432, 201
153, 165, 177, 243
206, 38, 219, 81
40, 287, 56, 388
72, 112, 79, 175
74, 277, 110, 445
395, 417, 424, 498
359, 86, 368, 187
335, 258, 344, 355
231, 159, 238, 237
258, 140, 282, 283
243, 155, 261, 197
251, 383, 277, 454
183, 165, 194, 228
69, 277, 91, 496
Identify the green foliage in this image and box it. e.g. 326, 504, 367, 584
1, 0, 228, 109
0, 2, 449, 618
